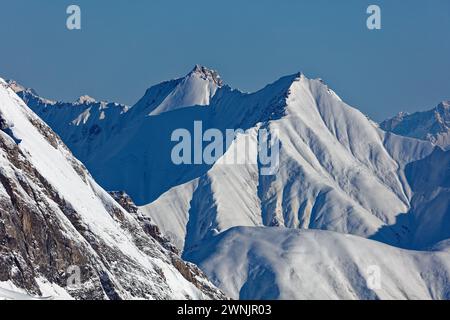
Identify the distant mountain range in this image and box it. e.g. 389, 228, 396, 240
2, 66, 450, 300
380, 101, 450, 150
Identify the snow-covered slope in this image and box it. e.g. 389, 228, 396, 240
9, 80, 130, 163
9, 65, 223, 164
380, 101, 450, 150
12, 67, 450, 300
401, 148, 450, 249
186, 226, 450, 300
140, 73, 435, 251
0, 78, 225, 300
16, 68, 441, 250
133, 64, 223, 116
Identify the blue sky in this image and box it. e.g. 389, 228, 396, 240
0, 0, 449, 120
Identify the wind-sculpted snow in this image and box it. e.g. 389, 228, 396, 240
186, 227, 450, 300
0, 78, 225, 300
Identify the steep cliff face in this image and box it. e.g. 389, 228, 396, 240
0, 79, 226, 300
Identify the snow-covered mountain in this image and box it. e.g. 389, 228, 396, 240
0, 78, 225, 300
8, 80, 130, 163
186, 148, 450, 300
380, 101, 450, 150
133, 64, 223, 116
9, 66, 450, 300
134, 70, 434, 251
9, 65, 223, 165
187, 227, 450, 300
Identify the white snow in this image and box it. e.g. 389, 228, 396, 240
0, 280, 71, 300
140, 73, 435, 252
9, 68, 450, 300
0, 281, 34, 300
149, 65, 222, 116
187, 227, 450, 300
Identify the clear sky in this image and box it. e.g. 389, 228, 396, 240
0, 0, 449, 121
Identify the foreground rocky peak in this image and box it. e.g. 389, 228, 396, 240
0, 78, 226, 300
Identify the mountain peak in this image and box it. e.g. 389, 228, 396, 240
381, 101, 450, 150
437, 100, 450, 111
189, 65, 223, 87
6, 79, 57, 106
75, 95, 97, 105
6, 79, 38, 96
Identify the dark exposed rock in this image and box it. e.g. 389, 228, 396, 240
0, 131, 107, 299
109, 191, 139, 214
109, 191, 179, 254
105, 190, 229, 298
